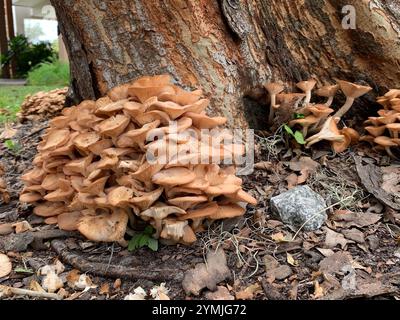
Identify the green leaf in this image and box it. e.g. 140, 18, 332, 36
14, 267, 34, 274
139, 234, 150, 247
5, 139, 15, 149
147, 238, 159, 252
283, 124, 294, 136
294, 113, 305, 119
128, 234, 142, 251
294, 131, 306, 145
144, 225, 154, 235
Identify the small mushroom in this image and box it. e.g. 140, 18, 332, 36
167, 195, 208, 210
57, 211, 81, 231
209, 203, 246, 220
289, 115, 320, 136
264, 82, 284, 124
315, 84, 340, 107
130, 187, 164, 210
365, 125, 386, 137
305, 116, 345, 148
184, 112, 227, 129
374, 136, 398, 159
33, 202, 65, 217
386, 123, 400, 138
296, 79, 317, 105
334, 80, 372, 118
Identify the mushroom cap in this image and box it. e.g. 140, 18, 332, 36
107, 186, 134, 207
386, 123, 400, 132
337, 80, 372, 99
365, 125, 386, 137
205, 184, 241, 196
374, 136, 398, 147
78, 208, 128, 242
209, 203, 246, 220
183, 99, 209, 114
96, 99, 128, 114
87, 139, 114, 155
315, 84, 340, 97
73, 132, 101, 151
226, 189, 257, 205
131, 162, 164, 183
140, 202, 186, 221
167, 195, 208, 210
57, 211, 81, 231
20, 192, 43, 203
41, 173, 66, 191
81, 176, 109, 195
107, 83, 132, 101
128, 84, 175, 104
135, 110, 171, 126
21, 168, 46, 184
305, 104, 334, 117
44, 216, 58, 225
184, 112, 227, 129
130, 187, 164, 210
181, 225, 197, 244
96, 114, 130, 137
178, 202, 219, 221
159, 86, 203, 106
332, 133, 352, 153
384, 89, 400, 99
147, 99, 187, 120
165, 186, 204, 198
33, 202, 65, 217
359, 135, 376, 145
43, 179, 74, 202
264, 82, 284, 95
159, 219, 189, 242
289, 115, 320, 127
39, 129, 70, 151
296, 79, 317, 92
152, 167, 196, 186
341, 127, 360, 144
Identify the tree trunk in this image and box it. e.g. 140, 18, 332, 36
51, 0, 400, 128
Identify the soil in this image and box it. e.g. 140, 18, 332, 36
0, 119, 399, 300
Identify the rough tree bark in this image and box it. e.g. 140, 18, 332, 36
51, 0, 400, 128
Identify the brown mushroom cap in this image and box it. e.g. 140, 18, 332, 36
152, 167, 196, 186
73, 132, 101, 151
96, 114, 130, 137
107, 186, 134, 207
374, 136, 398, 147
39, 129, 70, 151
315, 84, 340, 97
130, 187, 164, 210
209, 203, 246, 220
184, 112, 227, 129
168, 195, 208, 210
296, 79, 317, 93
19, 192, 43, 203
386, 123, 400, 137
33, 202, 65, 217
337, 80, 372, 99
57, 211, 81, 231
78, 208, 128, 242
264, 82, 284, 95
365, 125, 386, 137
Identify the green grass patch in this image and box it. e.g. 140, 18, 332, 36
27, 60, 70, 87
0, 85, 60, 123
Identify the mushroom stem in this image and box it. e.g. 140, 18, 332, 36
302, 126, 309, 137
385, 146, 398, 159
333, 97, 355, 119
268, 94, 276, 124
325, 96, 334, 107
305, 91, 312, 105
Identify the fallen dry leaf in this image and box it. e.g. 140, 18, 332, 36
182, 248, 231, 296
0, 123, 17, 139
319, 251, 353, 276
341, 228, 365, 244
0, 223, 13, 236
0, 253, 12, 278
235, 283, 262, 300
12, 221, 33, 234
324, 227, 352, 249
286, 173, 299, 189
271, 232, 291, 243
332, 211, 381, 228
286, 253, 299, 267
205, 286, 234, 300
288, 156, 320, 184
99, 283, 110, 295
254, 161, 273, 170
316, 247, 335, 257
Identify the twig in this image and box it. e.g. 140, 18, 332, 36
51, 240, 184, 281
0, 285, 61, 300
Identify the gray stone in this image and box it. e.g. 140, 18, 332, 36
270, 185, 327, 231
0, 233, 34, 252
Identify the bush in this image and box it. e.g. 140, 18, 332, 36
0, 35, 54, 78
27, 60, 70, 87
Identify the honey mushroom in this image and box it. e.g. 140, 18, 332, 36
19, 75, 257, 245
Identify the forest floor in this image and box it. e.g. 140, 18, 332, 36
0, 116, 400, 300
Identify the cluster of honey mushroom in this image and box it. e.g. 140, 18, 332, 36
17, 88, 68, 123
264, 79, 372, 153
360, 89, 400, 159
19, 75, 257, 245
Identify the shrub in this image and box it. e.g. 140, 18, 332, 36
27, 60, 70, 87
0, 35, 54, 78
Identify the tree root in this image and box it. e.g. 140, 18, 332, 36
51, 239, 184, 281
